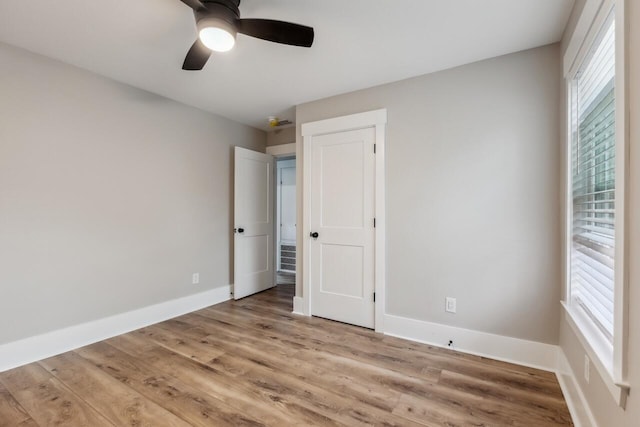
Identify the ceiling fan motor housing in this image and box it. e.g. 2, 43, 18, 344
195, 1, 240, 36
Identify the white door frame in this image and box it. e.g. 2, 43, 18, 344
266, 143, 296, 157
301, 109, 387, 333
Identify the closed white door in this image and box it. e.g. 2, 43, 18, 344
309, 127, 376, 328
234, 147, 275, 300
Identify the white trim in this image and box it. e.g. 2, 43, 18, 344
562, 303, 630, 406
266, 143, 296, 157
0, 286, 231, 372
301, 109, 387, 137
556, 349, 598, 427
383, 314, 559, 372
564, 0, 608, 76
276, 164, 282, 272
292, 296, 304, 315
612, 0, 629, 385
301, 109, 387, 331
373, 120, 386, 333
302, 131, 311, 316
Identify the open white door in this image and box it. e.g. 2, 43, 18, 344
234, 147, 275, 300
309, 127, 376, 328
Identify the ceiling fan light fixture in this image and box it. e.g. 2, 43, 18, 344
199, 26, 236, 52
196, 14, 237, 52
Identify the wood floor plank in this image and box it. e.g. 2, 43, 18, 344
200, 304, 529, 392
75, 342, 266, 427
161, 316, 412, 413
394, 380, 569, 427
0, 364, 113, 427
158, 314, 539, 427
0, 284, 572, 426
438, 369, 572, 425
133, 323, 224, 363
108, 337, 340, 426
39, 352, 192, 427
393, 392, 492, 427
154, 319, 416, 425
207, 350, 422, 427
0, 381, 34, 427
202, 311, 445, 385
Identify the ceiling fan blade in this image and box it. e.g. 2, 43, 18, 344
182, 39, 212, 70
179, 0, 206, 11
237, 19, 314, 47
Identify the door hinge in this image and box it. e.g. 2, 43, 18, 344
373, 218, 376, 228
374, 144, 376, 154
373, 292, 376, 302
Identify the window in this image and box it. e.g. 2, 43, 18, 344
564, 0, 629, 407
569, 15, 616, 341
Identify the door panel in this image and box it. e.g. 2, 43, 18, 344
243, 235, 269, 272
234, 147, 275, 300
320, 244, 364, 297
320, 141, 365, 228
310, 128, 375, 328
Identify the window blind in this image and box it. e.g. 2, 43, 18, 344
570, 17, 616, 341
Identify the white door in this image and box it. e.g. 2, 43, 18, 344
234, 147, 275, 300
309, 127, 376, 328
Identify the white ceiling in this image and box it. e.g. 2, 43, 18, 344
0, 0, 574, 130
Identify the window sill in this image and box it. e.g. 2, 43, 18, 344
561, 301, 630, 408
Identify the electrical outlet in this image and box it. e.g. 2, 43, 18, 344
584, 354, 590, 383
192, 273, 200, 285
445, 297, 457, 313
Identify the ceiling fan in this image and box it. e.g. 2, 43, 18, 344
179, 0, 315, 70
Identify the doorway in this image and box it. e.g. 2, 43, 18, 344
265, 143, 298, 288
276, 158, 296, 284
233, 144, 297, 300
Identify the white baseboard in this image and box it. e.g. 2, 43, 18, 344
383, 314, 559, 372
292, 296, 304, 315
0, 286, 231, 372
556, 349, 597, 427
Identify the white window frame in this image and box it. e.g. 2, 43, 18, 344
563, 0, 630, 407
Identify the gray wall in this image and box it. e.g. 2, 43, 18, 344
0, 42, 265, 345
558, 1, 640, 425
266, 127, 296, 146
296, 44, 562, 345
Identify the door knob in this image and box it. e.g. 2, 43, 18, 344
310, 232, 319, 239
237, 228, 245, 233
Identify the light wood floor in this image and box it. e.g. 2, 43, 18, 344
0, 284, 572, 426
